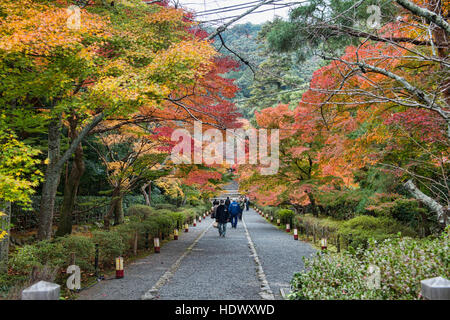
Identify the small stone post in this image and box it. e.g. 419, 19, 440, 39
22, 281, 60, 300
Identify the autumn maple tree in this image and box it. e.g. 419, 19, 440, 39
0, 0, 244, 239
238, 0, 450, 226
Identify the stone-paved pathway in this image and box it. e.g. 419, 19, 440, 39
78, 203, 314, 300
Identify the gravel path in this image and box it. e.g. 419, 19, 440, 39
77, 218, 211, 300
78, 206, 315, 300
244, 208, 316, 299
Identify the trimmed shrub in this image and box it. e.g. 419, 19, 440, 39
180, 208, 197, 222
9, 240, 66, 274
277, 208, 295, 223
56, 235, 95, 272
92, 230, 125, 267
127, 204, 154, 219
153, 203, 177, 211
338, 216, 416, 248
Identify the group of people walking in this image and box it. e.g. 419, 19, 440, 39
212, 196, 250, 237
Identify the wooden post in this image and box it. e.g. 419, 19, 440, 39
94, 244, 99, 278
70, 252, 76, 265
313, 225, 316, 243
133, 231, 138, 256
337, 234, 340, 253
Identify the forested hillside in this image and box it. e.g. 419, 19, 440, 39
211, 22, 322, 120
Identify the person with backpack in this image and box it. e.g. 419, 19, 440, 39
212, 199, 219, 219
238, 198, 245, 221
215, 200, 229, 237
225, 197, 231, 208
228, 199, 242, 228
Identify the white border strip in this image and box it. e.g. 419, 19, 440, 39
242, 216, 275, 300
141, 221, 213, 300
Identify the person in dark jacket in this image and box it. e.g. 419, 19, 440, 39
225, 197, 231, 208
238, 198, 245, 220
228, 199, 242, 228
215, 200, 229, 237
245, 196, 250, 211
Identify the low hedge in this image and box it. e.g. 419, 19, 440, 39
276, 209, 295, 223
8, 204, 198, 275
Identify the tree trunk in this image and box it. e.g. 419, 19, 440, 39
37, 116, 62, 240
37, 112, 105, 240
104, 187, 123, 229
307, 192, 319, 217
133, 231, 138, 256
56, 116, 86, 237
404, 179, 447, 225
0, 201, 11, 272
141, 181, 151, 206
114, 195, 124, 225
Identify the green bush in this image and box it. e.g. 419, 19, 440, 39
180, 208, 197, 222
262, 206, 277, 216
92, 230, 126, 267
277, 209, 295, 223
56, 235, 95, 272
153, 212, 176, 234
338, 216, 416, 248
153, 203, 177, 211
127, 204, 154, 219
316, 189, 367, 219
9, 240, 66, 274
289, 252, 381, 300
365, 195, 428, 229
168, 211, 186, 228
289, 230, 449, 300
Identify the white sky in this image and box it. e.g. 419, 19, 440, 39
177, 0, 293, 26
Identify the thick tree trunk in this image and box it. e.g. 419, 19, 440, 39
114, 196, 124, 225
56, 144, 85, 237
0, 201, 11, 272
56, 115, 86, 237
307, 192, 319, 217
104, 187, 123, 229
37, 113, 105, 240
37, 116, 62, 240
404, 179, 447, 225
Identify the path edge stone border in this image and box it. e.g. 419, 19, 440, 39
242, 216, 275, 300
141, 221, 213, 300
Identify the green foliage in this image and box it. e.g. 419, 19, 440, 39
289, 252, 381, 300
127, 204, 154, 219
261, 206, 277, 216
152, 203, 178, 211
179, 208, 198, 222
9, 240, 65, 274
266, 0, 398, 57
339, 216, 416, 249
316, 189, 367, 219
289, 230, 449, 300
277, 208, 295, 223
0, 115, 43, 208
55, 235, 95, 272
91, 230, 126, 267
365, 194, 428, 229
